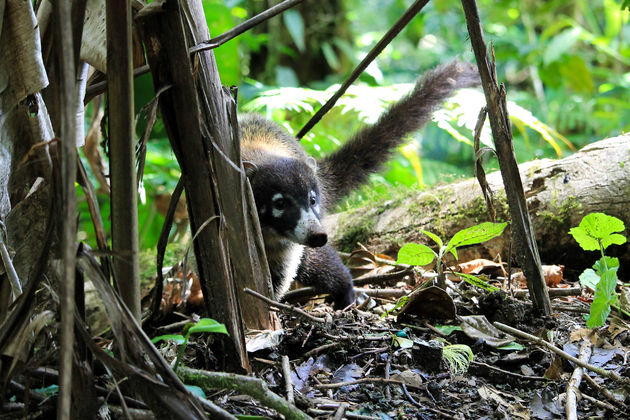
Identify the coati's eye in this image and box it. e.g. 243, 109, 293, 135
309, 192, 317, 206
273, 196, 286, 210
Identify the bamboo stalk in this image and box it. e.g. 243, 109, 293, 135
54, 0, 77, 417
107, 0, 140, 320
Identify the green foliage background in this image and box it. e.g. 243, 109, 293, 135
79, 0, 630, 256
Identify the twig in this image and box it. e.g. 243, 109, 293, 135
178, 367, 312, 420
244, 288, 327, 324
402, 384, 458, 419
470, 361, 545, 382
493, 322, 630, 385
354, 288, 408, 299
323, 333, 390, 342
190, 0, 307, 54
303, 342, 341, 359
332, 402, 348, 420
579, 392, 619, 412
513, 287, 581, 298
384, 355, 392, 400
281, 355, 295, 405
583, 371, 619, 405
566, 341, 592, 420
296, 0, 431, 139
315, 377, 426, 391
307, 409, 379, 420
352, 269, 415, 286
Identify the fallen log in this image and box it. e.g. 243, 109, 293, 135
326, 135, 630, 271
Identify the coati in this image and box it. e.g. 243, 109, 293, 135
241, 61, 480, 309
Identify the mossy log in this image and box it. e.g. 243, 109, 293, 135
326, 135, 630, 271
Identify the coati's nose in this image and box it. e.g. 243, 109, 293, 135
306, 232, 327, 247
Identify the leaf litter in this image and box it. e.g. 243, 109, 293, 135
144, 243, 630, 419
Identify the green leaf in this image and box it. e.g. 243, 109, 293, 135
569, 213, 626, 251
593, 256, 619, 276
396, 243, 436, 266
445, 222, 507, 254
579, 269, 600, 290
283, 9, 305, 52
151, 334, 186, 345
586, 268, 619, 328
433, 325, 462, 335
188, 318, 230, 335
497, 342, 526, 351
455, 273, 501, 292
421, 230, 443, 248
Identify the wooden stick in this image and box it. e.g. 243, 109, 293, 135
244, 288, 327, 324
494, 322, 630, 385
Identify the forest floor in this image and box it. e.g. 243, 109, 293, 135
166, 249, 630, 419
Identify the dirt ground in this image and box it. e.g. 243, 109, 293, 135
181, 253, 630, 419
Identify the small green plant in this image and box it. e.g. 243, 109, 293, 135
396, 222, 507, 291
442, 344, 474, 375
569, 212, 627, 328
152, 318, 229, 370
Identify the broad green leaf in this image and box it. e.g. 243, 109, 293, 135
421, 230, 443, 248
455, 273, 501, 292
396, 243, 436, 266
189, 318, 229, 335
593, 256, 620, 276
570, 213, 626, 251
497, 342, 526, 351
151, 334, 186, 345
579, 269, 600, 290
283, 9, 305, 52
433, 325, 462, 335
445, 222, 507, 254
586, 268, 619, 328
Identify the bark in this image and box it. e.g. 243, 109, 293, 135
326, 135, 630, 271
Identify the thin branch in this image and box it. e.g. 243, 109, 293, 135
244, 288, 327, 324
566, 341, 592, 420
189, 0, 307, 54
281, 355, 294, 405
494, 322, 630, 385
177, 367, 312, 420
296, 0, 431, 139
54, 0, 78, 417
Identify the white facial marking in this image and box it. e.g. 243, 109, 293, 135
272, 193, 285, 218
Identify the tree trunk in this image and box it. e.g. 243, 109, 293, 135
327, 135, 630, 272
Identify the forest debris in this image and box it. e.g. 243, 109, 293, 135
456, 258, 504, 276
246, 329, 284, 353
178, 367, 312, 420
396, 285, 456, 321
460, 315, 516, 348
565, 341, 592, 420
511, 264, 564, 288
245, 288, 328, 324
281, 355, 295, 405
494, 322, 630, 385
346, 248, 397, 278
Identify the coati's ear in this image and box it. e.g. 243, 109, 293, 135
305, 156, 317, 173
243, 161, 257, 178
